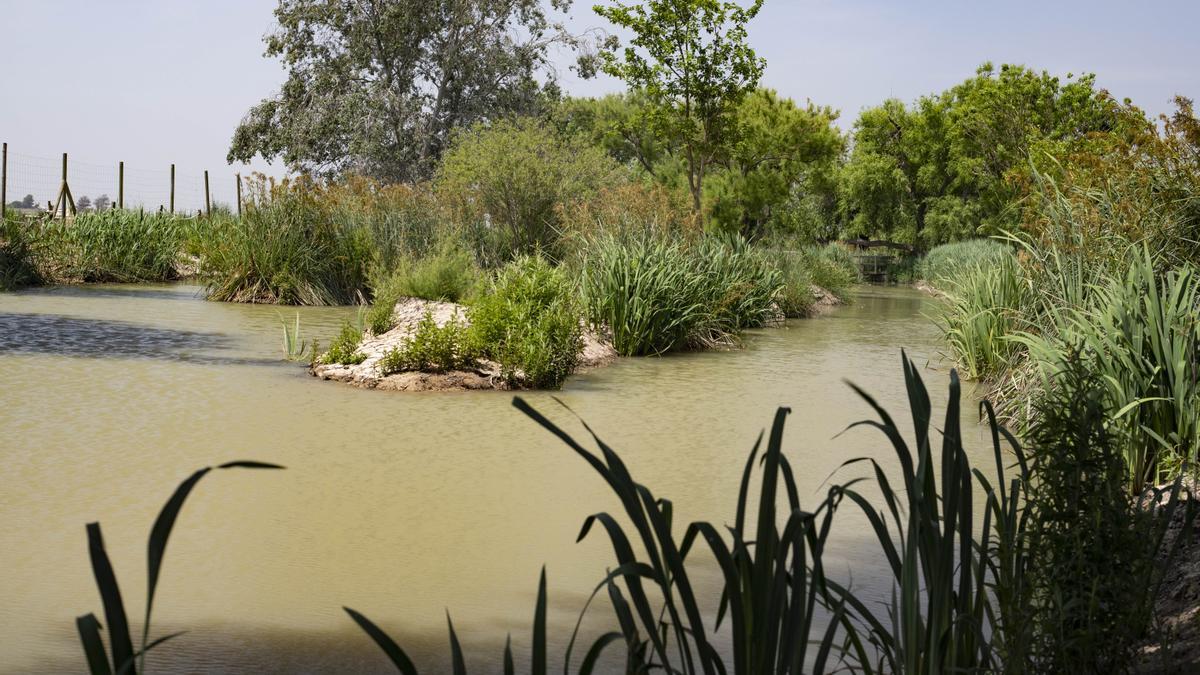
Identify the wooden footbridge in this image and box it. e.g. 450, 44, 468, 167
842, 239, 916, 283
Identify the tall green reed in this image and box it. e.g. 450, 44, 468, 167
579, 234, 782, 356
37, 210, 188, 283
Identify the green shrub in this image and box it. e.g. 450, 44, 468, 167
0, 216, 43, 290
468, 256, 582, 388
438, 116, 626, 266
36, 210, 186, 282
919, 238, 1014, 286
797, 243, 858, 299
197, 186, 371, 305
320, 321, 367, 365
366, 245, 479, 334
378, 311, 475, 374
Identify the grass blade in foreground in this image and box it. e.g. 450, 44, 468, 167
76, 461, 284, 675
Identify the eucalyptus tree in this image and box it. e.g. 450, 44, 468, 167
228, 0, 589, 182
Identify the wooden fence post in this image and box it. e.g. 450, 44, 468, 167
204, 170, 211, 216
118, 161, 124, 209
59, 153, 76, 219
236, 173, 242, 216
1, 142, 7, 220
170, 164, 175, 214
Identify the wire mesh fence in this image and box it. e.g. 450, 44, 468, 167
1, 143, 244, 217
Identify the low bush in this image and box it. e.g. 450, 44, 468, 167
919, 238, 1015, 286
366, 245, 479, 334
468, 256, 582, 389
197, 180, 371, 305
1017, 354, 1168, 673
320, 321, 367, 365
378, 311, 475, 374
37, 210, 186, 283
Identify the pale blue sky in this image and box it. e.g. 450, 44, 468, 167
2, 1, 1197, 210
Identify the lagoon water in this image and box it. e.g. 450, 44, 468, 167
0, 284, 995, 673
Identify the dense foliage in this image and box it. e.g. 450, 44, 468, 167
467, 256, 583, 388
437, 117, 626, 264
227, 0, 588, 182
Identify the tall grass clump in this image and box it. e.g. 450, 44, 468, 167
321, 177, 447, 275
37, 210, 187, 282
937, 252, 1031, 380
918, 239, 1015, 287
1017, 253, 1200, 491
767, 248, 816, 317
0, 215, 43, 290
197, 180, 371, 305
580, 235, 781, 356
467, 256, 583, 389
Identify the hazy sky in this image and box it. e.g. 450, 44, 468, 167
2, 1, 1197, 210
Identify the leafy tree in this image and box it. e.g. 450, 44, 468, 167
437, 116, 626, 264
76, 195, 92, 211
594, 0, 766, 220
841, 63, 1121, 248
707, 89, 844, 239
228, 0, 588, 182
19, 194, 36, 209
552, 92, 668, 175
94, 194, 111, 211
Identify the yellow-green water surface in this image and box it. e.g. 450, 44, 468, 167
0, 284, 995, 673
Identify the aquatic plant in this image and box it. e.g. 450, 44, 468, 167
77, 461, 283, 675
278, 312, 315, 362
918, 239, 1014, 287
320, 320, 367, 366
579, 234, 782, 356
936, 252, 1031, 381
1017, 253, 1200, 491
36, 210, 188, 283
196, 184, 371, 305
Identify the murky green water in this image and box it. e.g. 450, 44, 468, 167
0, 284, 994, 674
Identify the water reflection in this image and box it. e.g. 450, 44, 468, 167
0, 312, 281, 366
